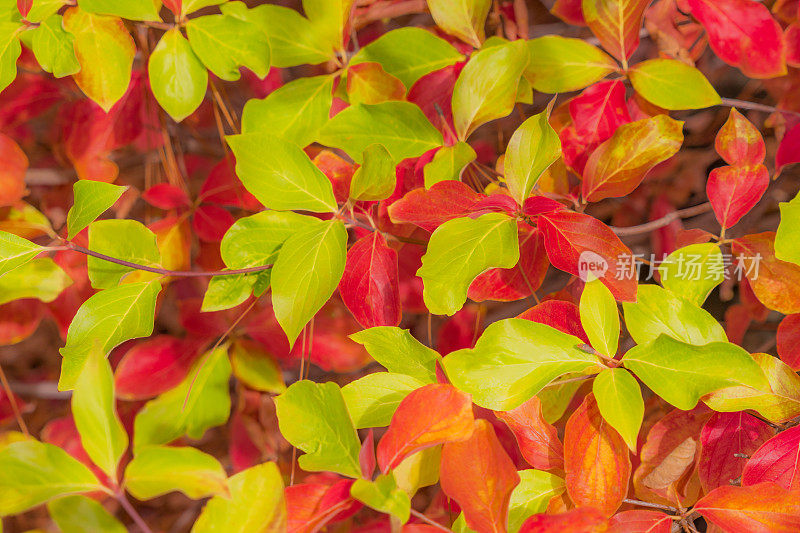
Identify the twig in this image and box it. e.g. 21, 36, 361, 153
116, 492, 154, 533
409, 509, 453, 532
0, 363, 28, 436
719, 97, 800, 117
611, 202, 712, 236
61, 242, 271, 277
623, 498, 680, 514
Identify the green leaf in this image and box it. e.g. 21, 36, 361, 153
87, 220, 161, 289
124, 446, 228, 500
191, 462, 286, 533
0, 230, 43, 278
393, 446, 441, 496
72, 344, 128, 478
349, 326, 441, 382
187, 14, 270, 81
507, 470, 565, 533
182, 0, 225, 17
349, 27, 463, 88
301, 0, 352, 56
423, 142, 476, 188
318, 101, 443, 163
24, 0, 67, 23
148, 28, 208, 122
442, 318, 601, 410
241, 75, 333, 146
592, 368, 643, 452
222, 2, 330, 68
629, 58, 721, 111
351, 473, 411, 523
0, 23, 23, 93
0, 258, 72, 305
67, 180, 127, 240
221, 211, 318, 268
427, 0, 490, 48
452, 39, 528, 139
63, 7, 135, 112
31, 14, 79, 77
48, 495, 126, 533
201, 273, 256, 312
342, 372, 427, 429
579, 278, 619, 357
537, 376, 585, 424
59, 279, 161, 390
78, 0, 161, 21
417, 213, 519, 316
274, 380, 361, 478
525, 36, 617, 93
0, 440, 102, 515
227, 132, 338, 213
776, 192, 800, 266
271, 219, 347, 347
622, 335, 770, 411
231, 341, 285, 394
622, 284, 727, 346
504, 106, 561, 204
349, 143, 396, 201
133, 345, 231, 450
658, 243, 724, 306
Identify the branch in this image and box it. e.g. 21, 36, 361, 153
116, 492, 155, 533
611, 202, 712, 236
623, 498, 680, 514
62, 242, 271, 277
719, 97, 800, 117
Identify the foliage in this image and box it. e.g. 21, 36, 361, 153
2, 0, 800, 531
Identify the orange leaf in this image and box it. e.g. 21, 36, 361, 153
564, 394, 631, 517
732, 232, 800, 314
694, 482, 800, 533
376, 383, 474, 473
633, 405, 711, 507
440, 419, 520, 533
520, 507, 608, 532
715, 108, 766, 166
607, 510, 672, 533
495, 396, 564, 471
0, 133, 28, 207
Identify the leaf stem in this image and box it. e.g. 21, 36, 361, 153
60, 241, 271, 277
116, 492, 154, 533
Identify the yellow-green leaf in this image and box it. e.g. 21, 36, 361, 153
579, 278, 620, 357
592, 368, 643, 452
124, 446, 228, 500
525, 36, 617, 93
504, 107, 561, 204
427, 0, 491, 48
67, 180, 128, 240
148, 28, 207, 122
423, 142, 476, 188
658, 243, 724, 306
629, 58, 721, 110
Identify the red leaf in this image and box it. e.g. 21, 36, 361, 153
495, 396, 564, 471
142, 184, 191, 210
376, 383, 475, 473
0, 386, 26, 426
286, 480, 362, 533
17, 0, 31, 17
687, 0, 787, 78
697, 412, 773, 493
229, 412, 267, 474
387, 181, 483, 232
731, 233, 800, 315
520, 507, 607, 533
570, 81, 632, 142
0, 299, 43, 345
564, 394, 631, 517
407, 63, 464, 144
437, 305, 481, 355
359, 430, 376, 479
694, 482, 800, 533
787, 23, 800, 67
607, 510, 672, 533
522, 196, 565, 217
468, 224, 549, 302
162, 0, 181, 16
192, 204, 235, 243
440, 419, 520, 533
551, 0, 585, 26
114, 335, 202, 400
0, 132, 28, 208
338, 231, 401, 328
199, 155, 261, 210
633, 405, 711, 507
777, 314, 800, 371
517, 300, 590, 344
715, 108, 766, 166
776, 121, 800, 175
313, 150, 355, 205
538, 211, 637, 302
707, 164, 769, 229
742, 425, 800, 490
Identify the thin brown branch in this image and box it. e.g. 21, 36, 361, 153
719, 97, 800, 117
62, 242, 271, 277
0, 362, 28, 436
354, 0, 428, 28
116, 492, 155, 533
409, 509, 453, 532
623, 498, 680, 514
611, 202, 712, 236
